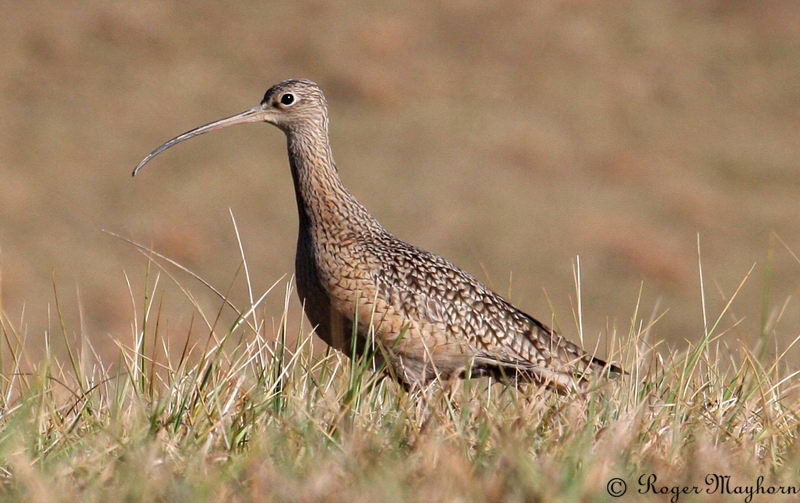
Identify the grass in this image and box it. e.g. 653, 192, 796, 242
1, 235, 799, 502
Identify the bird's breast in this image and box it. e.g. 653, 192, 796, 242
298, 228, 475, 370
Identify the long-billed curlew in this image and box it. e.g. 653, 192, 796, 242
133, 79, 623, 391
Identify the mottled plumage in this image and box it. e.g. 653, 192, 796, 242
134, 79, 623, 391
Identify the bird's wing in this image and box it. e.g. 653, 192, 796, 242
366, 235, 616, 384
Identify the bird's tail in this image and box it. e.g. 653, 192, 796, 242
587, 354, 626, 378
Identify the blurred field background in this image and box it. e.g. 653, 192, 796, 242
1, 0, 799, 362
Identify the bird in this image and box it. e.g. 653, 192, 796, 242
133, 79, 623, 391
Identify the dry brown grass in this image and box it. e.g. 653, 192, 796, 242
0, 241, 799, 502
0, 239, 800, 503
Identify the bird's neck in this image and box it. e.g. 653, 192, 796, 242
286, 127, 377, 236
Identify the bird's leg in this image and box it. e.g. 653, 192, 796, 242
404, 380, 439, 450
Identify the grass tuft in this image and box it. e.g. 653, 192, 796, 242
1, 239, 799, 502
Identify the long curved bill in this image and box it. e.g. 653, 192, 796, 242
132, 106, 267, 176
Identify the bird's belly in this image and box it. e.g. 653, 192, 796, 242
295, 248, 357, 354
326, 278, 475, 381
297, 246, 474, 385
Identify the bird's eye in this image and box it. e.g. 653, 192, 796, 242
280, 93, 295, 106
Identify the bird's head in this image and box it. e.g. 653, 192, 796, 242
260, 79, 328, 131
132, 79, 328, 176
